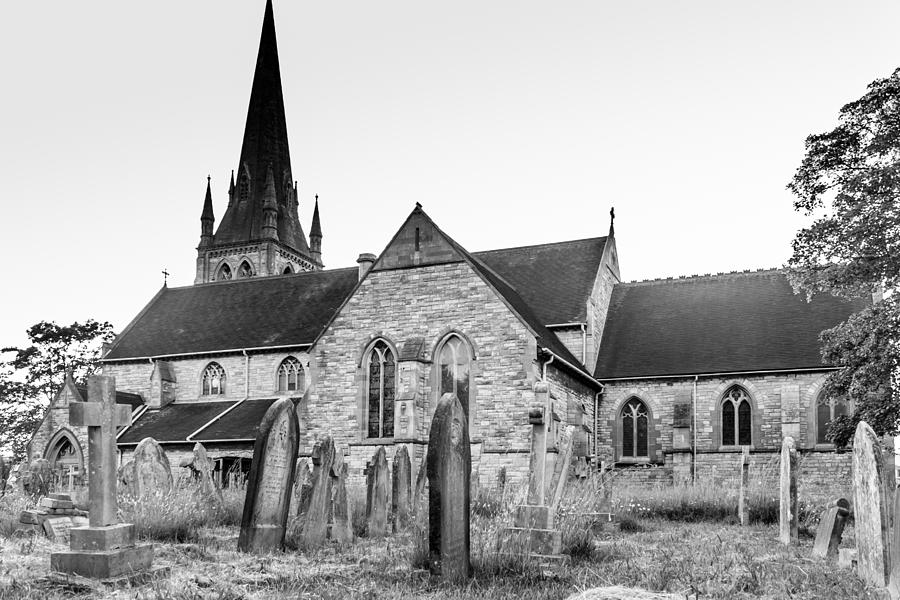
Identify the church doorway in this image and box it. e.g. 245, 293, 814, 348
44, 430, 84, 492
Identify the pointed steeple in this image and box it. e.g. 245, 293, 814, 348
310, 194, 322, 264
262, 164, 279, 241
199, 176, 215, 247
211, 0, 310, 254
227, 170, 235, 207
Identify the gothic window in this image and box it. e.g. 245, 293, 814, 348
282, 265, 293, 275
722, 386, 752, 446
238, 261, 253, 278
621, 398, 649, 458
438, 334, 471, 417
816, 394, 851, 444
366, 340, 395, 438
202, 362, 226, 396
277, 356, 305, 393
217, 263, 232, 281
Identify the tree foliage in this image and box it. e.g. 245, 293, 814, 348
787, 67, 900, 446
0, 319, 115, 460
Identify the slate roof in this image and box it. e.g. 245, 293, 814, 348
594, 270, 869, 379
474, 237, 608, 325
73, 385, 144, 410
192, 398, 281, 441
117, 401, 237, 444
104, 268, 358, 360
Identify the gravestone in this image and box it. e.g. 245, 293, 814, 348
812, 498, 850, 559
392, 445, 412, 531
126, 437, 173, 498
778, 436, 798, 545
738, 447, 750, 526
366, 446, 390, 538
330, 458, 353, 544
181, 442, 222, 502
412, 461, 428, 518
50, 376, 158, 581
852, 421, 891, 588
301, 435, 336, 547
238, 398, 299, 553
426, 393, 471, 581
22, 458, 54, 498
292, 457, 313, 516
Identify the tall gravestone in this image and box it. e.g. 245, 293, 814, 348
366, 446, 390, 538
330, 460, 353, 544
427, 393, 471, 581
50, 376, 157, 581
738, 447, 750, 526
852, 421, 891, 588
302, 435, 336, 547
293, 457, 313, 517
181, 442, 222, 502
238, 398, 299, 553
392, 445, 412, 531
778, 436, 798, 545
122, 437, 173, 498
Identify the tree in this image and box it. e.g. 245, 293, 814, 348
787, 67, 900, 446
0, 319, 115, 460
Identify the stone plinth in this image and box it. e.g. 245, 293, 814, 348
51, 544, 154, 579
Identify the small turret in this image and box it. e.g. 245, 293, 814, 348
227, 170, 235, 207
199, 176, 215, 247
262, 164, 279, 241
310, 194, 322, 265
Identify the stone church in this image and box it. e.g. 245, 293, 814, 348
27, 0, 866, 492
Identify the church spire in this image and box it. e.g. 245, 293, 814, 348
262, 164, 279, 241
310, 194, 322, 265
211, 0, 310, 254
199, 176, 214, 247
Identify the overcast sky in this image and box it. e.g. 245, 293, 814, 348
1, 0, 898, 350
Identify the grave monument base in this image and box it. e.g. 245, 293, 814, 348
48, 566, 170, 590
239, 525, 286, 553
51, 544, 154, 579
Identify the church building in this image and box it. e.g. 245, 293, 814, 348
27, 0, 866, 492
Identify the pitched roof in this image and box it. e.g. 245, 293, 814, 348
474, 237, 608, 325
73, 385, 144, 409
104, 268, 358, 360
192, 398, 281, 441
594, 270, 869, 379
117, 401, 237, 444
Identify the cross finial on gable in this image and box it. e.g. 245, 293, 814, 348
609, 206, 616, 236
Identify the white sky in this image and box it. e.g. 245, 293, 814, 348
1, 1, 898, 350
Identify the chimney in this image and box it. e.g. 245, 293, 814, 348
357, 253, 376, 281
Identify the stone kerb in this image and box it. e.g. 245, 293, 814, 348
238, 398, 299, 553
778, 436, 799, 546
852, 421, 892, 590
427, 393, 471, 581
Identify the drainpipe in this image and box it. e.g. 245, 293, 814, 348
243, 349, 250, 398
580, 323, 587, 365
692, 375, 699, 485
595, 384, 604, 468
541, 353, 555, 381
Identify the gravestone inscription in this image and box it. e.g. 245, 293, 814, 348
427, 393, 471, 581
237, 398, 299, 553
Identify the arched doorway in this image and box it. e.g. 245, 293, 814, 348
44, 430, 84, 492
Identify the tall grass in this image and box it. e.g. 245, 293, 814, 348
0, 492, 29, 537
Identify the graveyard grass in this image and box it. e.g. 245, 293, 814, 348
0, 476, 879, 600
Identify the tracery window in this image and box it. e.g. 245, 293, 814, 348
722, 386, 752, 446
366, 340, 395, 438
238, 261, 253, 278
621, 398, 649, 458
217, 263, 232, 281
202, 362, 226, 396
438, 335, 471, 417
277, 356, 305, 393
816, 394, 851, 444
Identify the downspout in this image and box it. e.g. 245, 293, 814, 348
541, 353, 555, 381
243, 349, 250, 399
692, 375, 699, 485
580, 323, 587, 365
595, 384, 604, 468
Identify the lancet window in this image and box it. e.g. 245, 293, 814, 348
722, 386, 752, 446
621, 398, 649, 458
366, 340, 396, 438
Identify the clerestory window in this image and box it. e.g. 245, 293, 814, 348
277, 356, 305, 393
722, 386, 752, 446
202, 362, 226, 396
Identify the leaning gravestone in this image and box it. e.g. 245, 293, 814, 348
292, 457, 313, 517
812, 498, 850, 559
238, 398, 299, 553
392, 445, 412, 531
366, 446, 390, 538
301, 435, 336, 548
50, 376, 160, 582
181, 442, 222, 502
778, 436, 798, 545
127, 437, 173, 498
738, 447, 750, 526
852, 421, 891, 588
427, 393, 471, 581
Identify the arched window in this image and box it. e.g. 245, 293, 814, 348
217, 263, 232, 281
277, 356, 305, 393
816, 394, 851, 444
621, 398, 649, 458
238, 173, 250, 202
202, 362, 226, 395
282, 265, 293, 275
438, 334, 471, 417
722, 386, 752, 446
366, 340, 396, 438
46, 432, 82, 491
237, 261, 253, 278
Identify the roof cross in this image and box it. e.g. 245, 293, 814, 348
69, 376, 132, 527
162, 269, 169, 285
